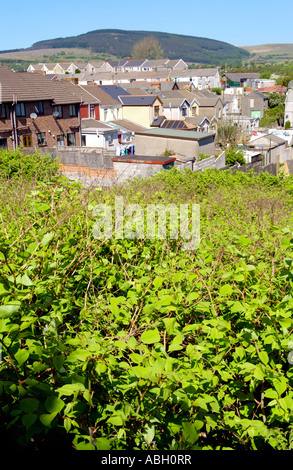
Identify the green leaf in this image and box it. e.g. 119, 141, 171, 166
0, 303, 20, 318
153, 277, 163, 290
259, 351, 269, 365
140, 328, 160, 344
238, 236, 252, 246
143, 424, 155, 444
66, 349, 90, 363
20, 398, 39, 413
53, 355, 65, 371
182, 422, 200, 444
57, 383, 85, 396
107, 415, 123, 426
95, 438, 111, 450
39, 412, 58, 427
41, 232, 55, 247
219, 285, 233, 296
22, 414, 38, 430
264, 389, 278, 399
45, 396, 65, 414
163, 318, 177, 335
64, 418, 72, 432
15, 349, 29, 366
33, 202, 51, 213
16, 273, 34, 286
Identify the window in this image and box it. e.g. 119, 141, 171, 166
0, 104, 6, 119
154, 106, 160, 116
53, 105, 63, 118
16, 103, 26, 117
90, 104, 95, 118
0, 138, 7, 148
67, 133, 76, 146
23, 135, 32, 147
37, 132, 46, 146
250, 99, 255, 108
35, 101, 44, 115
182, 106, 187, 117
69, 104, 78, 117
107, 134, 114, 146
57, 134, 65, 146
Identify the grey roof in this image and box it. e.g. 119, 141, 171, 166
250, 134, 287, 147
124, 60, 147, 67
81, 119, 117, 131
245, 90, 269, 100
161, 96, 190, 107
110, 119, 147, 132
224, 73, 260, 81
98, 84, 130, 101
142, 59, 169, 68
151, 115, 166, 127
108, 60, 128, 68
185, 116, 210, 125
119, 95, 160, 106
80, 67, 219, 84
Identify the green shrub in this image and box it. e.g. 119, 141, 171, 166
225, 147, 246, 166
1, 168, 293, 450
0, 149, 59, 181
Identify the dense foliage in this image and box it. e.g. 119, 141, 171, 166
0, 149, 59, 181
2, 153, 293, 450
225, 147, 246, 166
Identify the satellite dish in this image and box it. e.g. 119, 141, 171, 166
53, 111, 59, 118
30, 113, 37, 120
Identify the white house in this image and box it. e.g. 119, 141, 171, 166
285, 81, 293, 128
162, 97, 191, 120
81, 119, 120, 149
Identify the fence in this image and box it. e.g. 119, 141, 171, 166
21, 146, 116, 170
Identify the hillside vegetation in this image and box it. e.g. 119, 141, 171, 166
241, 43, 293, 63
30, 28, 250, 65
2, 151, 293, 450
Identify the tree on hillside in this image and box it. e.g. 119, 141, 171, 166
132, 36, 164, 60
216, 125, 238, 149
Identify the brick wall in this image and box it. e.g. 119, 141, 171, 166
58, 162, 116, 178
0, 101, 81, 150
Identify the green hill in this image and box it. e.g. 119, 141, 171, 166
241, 43, 293, 63
31, 28, 250, 65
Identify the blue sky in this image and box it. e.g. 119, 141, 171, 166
1, 0, 293, 51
